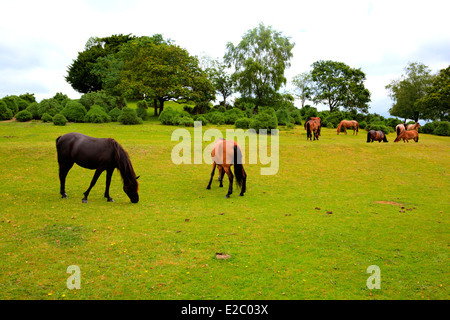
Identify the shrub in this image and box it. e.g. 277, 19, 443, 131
433, 121, 450, 136
358, 121, 367, 129
61, 101, 87, 122
26, 102, 41, 120
421, 122, 436, 134
175, 116, 194, 127
108, 107, 123, 122
365, 123, 392, 134
83, 105, 111, 123
52, 114, 68, 126
249, 108, 278, 133
290, 109, 303, 125
79, 91, 125, 112
276, 108, 294, 126
38, 99, 62, 118
224, 108, 245, 124
159, 107, 179, 125
208, 111, 226, 125
325, 112, 343, 127
119, 107, 143, 125
41, 113, 53, 123
326, 122, 335, 129
235, 117, 251, 129
0, 101, 13, 120
193, 115, 209, 125
15, 110, 33, 122
136, 100, 148, 120
1, 96, 19, 114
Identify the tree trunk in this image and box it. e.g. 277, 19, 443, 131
158, 98, 164, 115
153, 99, 158, 116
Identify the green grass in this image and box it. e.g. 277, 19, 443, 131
0, 118, 448, 300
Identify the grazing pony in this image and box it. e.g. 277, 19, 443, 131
206, 139, 247, 198
305, 119, 320, 141
367, 130, 388, 143
406, 123, 421, 131
56, 132, 139, 203
337, 120, 359, 135
394, 130, 419, 143
396, 123, 407, 137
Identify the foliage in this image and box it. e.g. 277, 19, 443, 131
79, 90, 125, 112
193, 115, 209, 125
118, 107, 143, 125
224, 23, 295, 109
386, 62, 434, 122
159, 107, 179, 125
207, 111, 226, 125
292, 72, 313, 108
235, 117, 251, 129
276, 108, 294, 126
249, 107, 278, 132
38, 99, 63, 118
136, 100, 148, 120
365, 123, 392, 134
1, 96, 19, 114
0, 101, 13, 120
25, 102, 41, 120
433, 121, 450, 136
224, 108, 245, 124
61, 101, 87, 122
52, 114, 68, 126
83, 105, 111, 123
108, 107, 123, 122
15, 110, 33, 122
203, 57, 234, 105
41, 113, 53, 123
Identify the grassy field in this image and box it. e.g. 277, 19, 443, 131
0, 116, 448, 300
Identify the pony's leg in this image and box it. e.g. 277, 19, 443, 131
240, 170, 247, 197
82, 169, 103, 203
206, 163, 216, 190
104, 168, 114, 202
224, 166, 233, 198
58, 161, 74, 199
218, 166, 225, 187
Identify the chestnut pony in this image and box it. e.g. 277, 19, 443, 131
56, 132, 139, 203
366, 130, 388, 143
337, 120, 359, 135
394, 130, 419, 143
305, 119, 320, 141
206, 139, 247, 198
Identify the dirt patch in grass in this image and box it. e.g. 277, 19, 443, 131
374, 201, 405, 206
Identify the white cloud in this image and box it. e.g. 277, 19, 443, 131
0, 0, 449, 116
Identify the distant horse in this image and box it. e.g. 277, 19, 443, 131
406, 123, 421, 131
305, 119, 320, 141
394, 130, 419, 143
396, 124, 407, 137
337, 120, 359, 135
56, 132, 139, 203
308, 117, 322, 136
206, 139, 247, 198
367, 130, 388, 143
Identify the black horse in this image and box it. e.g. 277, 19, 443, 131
366, 130, 388, 143
56, 132, 139, 203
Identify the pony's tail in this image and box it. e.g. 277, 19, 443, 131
396, 126, 400, 136
356, 123, 359, 133
233, 145, 245, 191
366, 131, 371, 143
307, 122, 311, 138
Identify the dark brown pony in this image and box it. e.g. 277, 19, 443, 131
394, 130, 419, 143
337, 120, 359, 135
56, 132, 139, 203
305, 119, 320, 141
206, 139, 247, 198
367, 130, 388, 143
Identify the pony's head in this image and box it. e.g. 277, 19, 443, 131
123, 176, 139, 203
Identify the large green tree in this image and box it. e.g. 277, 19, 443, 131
292, 72, 313, 108
94, 36, 215, 115
310, 60, 371, 113
66, 34, 136, 93
416, 66, 449, 121
224, 23, 295, 111
386, 62, 434, 122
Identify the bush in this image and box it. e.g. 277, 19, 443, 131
365, 123, 392, 134
1, 96, 19, 114
41, 113, 53, 123
174, 116, 194, 127
83, 105, 111, 123
61, 101, 87, 122
249, 108, 278, 132
433, 121, 450, 136
235, 117, 252, 129
359, 121, 367, 129
0, 101, 13, 120
208, 111, 226, 125
38, 99, 62, 118
119, 107, 143, 125
79, 91, 125, 112
421, 122, 436, 134
276, 108, 294, 126
159, 107, 179, 125
26, 102, 41, 120
224, 108, 245, 124
108, 107, 123, 122
325, 112, 343, 127
326, 122, 335, 129
193, 115, 209, 125
15, 110, 33, 122
136, 100, 148, 120
52, 114, 67, 126
290, 109, 303, 125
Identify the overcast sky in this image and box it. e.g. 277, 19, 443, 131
1, 0, 449, 117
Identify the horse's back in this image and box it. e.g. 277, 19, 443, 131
211, 139, 240, 165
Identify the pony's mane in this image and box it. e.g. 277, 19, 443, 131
110, 139, 139, 191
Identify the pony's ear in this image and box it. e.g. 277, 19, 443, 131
136, 176, 140, 180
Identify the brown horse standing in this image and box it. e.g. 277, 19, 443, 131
367, 130, 388, 143
396, 124, 406, 137
56, 132, 139, 203
406, 123, 421, 131
305, 119, 320, 141
394, 130, 419, 143
337, 120, 359, 135
206, 139, 247, 198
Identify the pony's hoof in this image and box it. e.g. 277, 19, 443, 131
82, 199, 88, 203
239, 193, 244, 197
107, 198, 114, 202
206, 186, 211, 190
61, 195, 68, 199
225, 194, 230, 198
